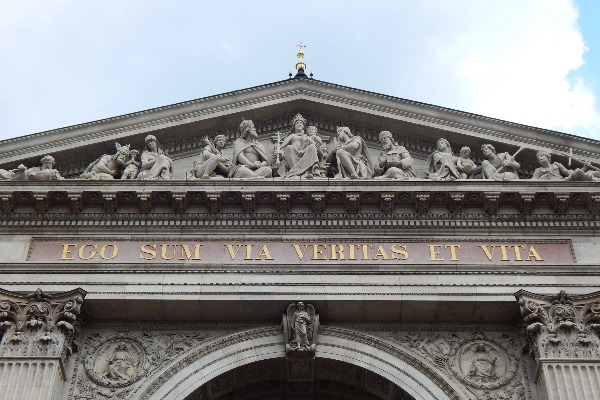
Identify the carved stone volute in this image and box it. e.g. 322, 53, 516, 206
0, 287, 86, 362
516, 290, 600, 367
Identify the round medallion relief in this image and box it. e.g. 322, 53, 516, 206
448, 339, 516, 390
85, 336, 148, 388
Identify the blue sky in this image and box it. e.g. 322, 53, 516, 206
0, 0, 599, 141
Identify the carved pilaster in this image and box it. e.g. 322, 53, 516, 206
277, 194, 291, 214
68, 193, 84, 214
0, 193, 15, 214
380, 193, 395, 214
172, 193, 187, 213
415, 193, 429, 214
448, 193, 464, 214
283, 302, 319, 399
103, 193, 118, 213
519, 193, 535, 214
553, 194, 569, 214
344, 194, 360, 214
207, 193, 221, 214
484, 192, 500, 215
516, 290, 600, 399
310, 194, 325, 213
589, 194, 600, 215
241, 194, 256, 213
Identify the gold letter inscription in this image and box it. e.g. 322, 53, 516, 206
59, 244, 77, 260
140, 244, 157, 260
428, 245, 444, 261
180, 244, 202, 260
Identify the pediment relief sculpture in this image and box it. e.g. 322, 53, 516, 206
0, 154, 64, 181
3, 113, 600, 182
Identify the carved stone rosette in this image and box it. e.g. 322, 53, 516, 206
516, 290, 600, 365
0, 287, 85, 362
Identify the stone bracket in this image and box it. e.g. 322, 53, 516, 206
553, 194, 569, 214
449, 193, 464, 214
519, 193, 535, 214
588, 194, 600, 214
206, 193, 222, 214
380, 193, 395, 214
344, 194, 360, 213
137, 194, 153, 213
484, 192, 500, 215
33, 193, 48, 214
0, 193, 15, 213
68, 193, 84, 214
103, 193, 118, 213
277, 194, 291, 214
310, 194, 325, 213
415, 193, 430, 214
172, 193, 187, 213
241, 193, 256, 213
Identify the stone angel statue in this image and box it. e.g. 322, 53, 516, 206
285, 302, 318, 354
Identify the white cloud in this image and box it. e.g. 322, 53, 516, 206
0, 0, 598, 140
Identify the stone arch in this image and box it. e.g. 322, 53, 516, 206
136, 326, 467, 400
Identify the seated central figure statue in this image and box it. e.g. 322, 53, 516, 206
230, 120, 272, 178
426, 138, 461, 180
374, 131, 415, 179
327, 127, 373, 179
278, 113, 326, 178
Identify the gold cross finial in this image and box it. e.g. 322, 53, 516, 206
295, 42, 306, 72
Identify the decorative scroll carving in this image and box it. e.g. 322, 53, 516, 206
103, 193, 118, 213
34, 193, 48, 214
310, 194, 325, 213
553, 194, 569, 214
344, 194, 360, 214
68, 194, 84, 214
0, 287, 85, 362
241, 194, 256, 213
519, 193, 535, 214
277, 194, 291, 214
0, 194, 14, 213
415, 194, 429, 214
380, 193, 395, 214
172, 193, 187, 213
449, 193, 464, 214
516, 290, 600, 367
484, 193, 500, 215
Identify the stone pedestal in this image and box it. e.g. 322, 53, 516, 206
0, 288, 85, 400
517, 290, 600, 400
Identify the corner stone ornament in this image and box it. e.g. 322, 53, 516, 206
283, 302, 319, 356
0, 287, 85, 361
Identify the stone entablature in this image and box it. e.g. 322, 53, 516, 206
0, 180, 599, 216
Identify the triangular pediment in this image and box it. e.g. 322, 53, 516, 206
1, 77, 600, 178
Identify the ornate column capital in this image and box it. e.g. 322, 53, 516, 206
516, 290, 600, 366
0, 287, 86, 363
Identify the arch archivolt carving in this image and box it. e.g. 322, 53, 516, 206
129, 325, 467, 400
